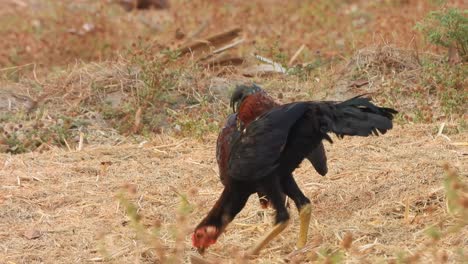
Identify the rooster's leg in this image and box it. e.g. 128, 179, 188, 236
282, 174, 312, 249
248, 220, 289, 256
249, 178, 289, 256
296, 203, 312, 248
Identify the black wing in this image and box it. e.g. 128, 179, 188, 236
305, 142, 328, 176
227, 102, 309, 182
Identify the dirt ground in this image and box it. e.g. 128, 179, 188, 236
1, 124, 466, 263
0, 1, 467, 263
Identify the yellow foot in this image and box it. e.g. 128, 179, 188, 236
296, 203, 312, 249
248, 221, 289, 256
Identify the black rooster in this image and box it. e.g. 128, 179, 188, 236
217, 85, 328, 210
193, 85, 397, 255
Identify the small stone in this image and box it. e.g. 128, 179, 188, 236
23, 229, 42, 240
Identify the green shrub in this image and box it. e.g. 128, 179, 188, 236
416, 8, 468, 61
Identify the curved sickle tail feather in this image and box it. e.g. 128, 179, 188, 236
316, 95, 398, 138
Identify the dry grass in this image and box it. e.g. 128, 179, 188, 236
0, 0, 467, 263
1, 124, 466, 263
1, 0, 465, 70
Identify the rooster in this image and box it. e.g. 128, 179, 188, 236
193, 84, 397, 255
231, 84, 328, 177
218, 85, 328, 209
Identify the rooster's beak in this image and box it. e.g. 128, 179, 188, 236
197, 247, 206, 254
231, 94, 246, 114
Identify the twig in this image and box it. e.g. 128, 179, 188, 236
436, 122, 445, 137
304, 182, 327, 187
63, 137, 72, 152
450, 142, 468, 146
33, 63, 44, 86
19, 176, 44, 182
179, 27, 242, 55
288, 44, 306, 66
212, 38, 244, 55
187, 20, 209, 40
77, 132, 84, 151
88, 257, 104, 262
153, 139, 187, 150
198, 38, 245, 64
0, 63, 34, 72
436, 122, 452, 141
404, 197, 410, 225
359, 238, 379, 252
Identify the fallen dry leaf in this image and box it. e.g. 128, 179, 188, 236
348, 79, 369, 88
341, 232, 353, 249
23, 229, 42, 240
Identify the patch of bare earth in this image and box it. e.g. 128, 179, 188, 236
1, 124, 466, 263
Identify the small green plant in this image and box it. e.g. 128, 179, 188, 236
288, 59, 326, 81
92, 40, 185, 135
320, 248, 345, 264
98, 38, 218, 137
254, 40, 289, 67
442, 164, 467, 217
400, 164, 467, 263
2, 133, 28, 154
416, 8, 468, 61
174, 111, 219, 139
115, 185, 194, 263
420, 60, 467, 119
0, 114, 83, 154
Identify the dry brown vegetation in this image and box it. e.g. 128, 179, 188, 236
0, 0, 467, 263
1, 126, 466, 263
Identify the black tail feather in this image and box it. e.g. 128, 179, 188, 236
317, 96, 397, 138
337, 95, 398, 119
